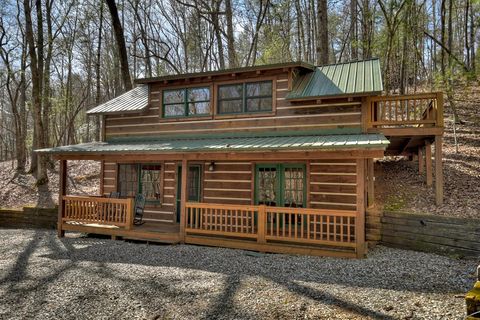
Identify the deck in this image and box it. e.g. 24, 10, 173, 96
366, 92, 444, 155
58, 196, 361, 258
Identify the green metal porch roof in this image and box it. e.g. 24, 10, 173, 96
36, 133, 389, 155
287, 58, 383, 100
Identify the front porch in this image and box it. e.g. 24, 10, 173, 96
59, 195, 360, 258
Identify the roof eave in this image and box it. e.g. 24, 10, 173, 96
286, 90, 383, 101
134, 62, 315, 84
86, 106, 149, 116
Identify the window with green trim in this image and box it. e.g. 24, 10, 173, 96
117, 164, 162, 202
218, 80, 273, 114
255, 164, 305, 208
163, 87, 211, 117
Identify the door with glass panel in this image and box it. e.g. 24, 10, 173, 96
255, 164, 305, 207
176, 165, 201, 223
255, 164, 306, 228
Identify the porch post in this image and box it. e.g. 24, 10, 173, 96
179, 159, 188, 243
425, 141, 433, 186
356, 159, 366, 258
435, 135, 444, 205
57, 159, 67, 237
418, 146, 424, 174
367, 158, 374, 208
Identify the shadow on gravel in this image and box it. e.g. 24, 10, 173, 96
0, 230, 81, 318
31, 236, 471, 319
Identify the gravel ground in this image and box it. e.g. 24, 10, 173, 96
0, 229, 477, 320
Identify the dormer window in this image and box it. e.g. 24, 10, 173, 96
218, 80, 273, 114
163, 87, 211, 118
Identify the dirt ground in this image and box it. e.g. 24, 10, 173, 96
0, 160, 100, 209
375, 90, 480, 218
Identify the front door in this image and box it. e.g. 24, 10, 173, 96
176, 165, 201, 222
255, 164, 306, 228
255, 164, 306, 208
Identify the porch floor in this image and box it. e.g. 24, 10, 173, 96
62, 221, 181, 244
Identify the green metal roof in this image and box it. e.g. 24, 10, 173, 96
287, 58, 383, 100
135, 62, 315, 84
36, 133, 389, 155
87, 85, 148, 115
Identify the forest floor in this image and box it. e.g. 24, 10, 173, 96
0, 91, 478, 218
375, 88, 480, 218
0, 160, 100, 209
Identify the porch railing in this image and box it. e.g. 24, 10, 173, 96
185, 202, 358, 249
368, 92, 443, 128
62, 196, 134, 229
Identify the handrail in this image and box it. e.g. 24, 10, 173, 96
62, 195, 134, 229
368, 92, 443, 128
185, 202, 358, 249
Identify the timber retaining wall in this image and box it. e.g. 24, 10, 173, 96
0, 207, 57, 229
367, 209, 480, 257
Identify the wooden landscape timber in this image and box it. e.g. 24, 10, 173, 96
37, 61, 445, 258
381, 211, 480, 258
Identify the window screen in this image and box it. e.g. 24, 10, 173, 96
140, 164, 162, 201
218, 80, 272, 114
118, 164, 138, 197
163, 87, 210, 117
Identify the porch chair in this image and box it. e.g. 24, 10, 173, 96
109, 191, 120, 198
133, 194, 146, 225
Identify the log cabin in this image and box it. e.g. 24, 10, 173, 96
37, 59, 444, 258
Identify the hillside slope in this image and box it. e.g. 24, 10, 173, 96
0, 160, 100, 209
376, 89, 479, 218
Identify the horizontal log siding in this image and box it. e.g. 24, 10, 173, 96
104, 71, 362, 138
309, 160, 357, 211
102, 162, 117, 195
203, 162, 253, 205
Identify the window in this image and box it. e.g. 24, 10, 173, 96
140, 164, 162, 201
255, 164, 305, 208
218, 80, 273, 114
117, 164, 162, 202
163, 87, 211, 117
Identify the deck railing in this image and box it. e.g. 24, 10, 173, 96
185, 202, 357, 249
62, 196, 134, 229
368, 92, 443, 128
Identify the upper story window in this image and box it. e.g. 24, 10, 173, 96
163, 87, 211, 118
218, 80, 273, 114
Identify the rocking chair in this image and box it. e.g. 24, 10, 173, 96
134, 194, 146, 225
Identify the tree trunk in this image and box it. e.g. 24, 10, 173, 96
316, 0, 329, 65
95, 2, 104, 141
350, 0, 358, 60
24, 0, 48, 184
225, 0, 236, 68
105, 0, 132, 91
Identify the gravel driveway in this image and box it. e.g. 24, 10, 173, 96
0, 228, 476, 319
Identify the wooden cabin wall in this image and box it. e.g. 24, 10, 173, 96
308, 159, 358, 211
102, 161, 117, 195
202, 161, 253, 205
103, 70, 363, 139
99, 158, 362, 224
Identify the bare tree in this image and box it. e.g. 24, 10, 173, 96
105, 0, 132, 91
316, 0, 328, 64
